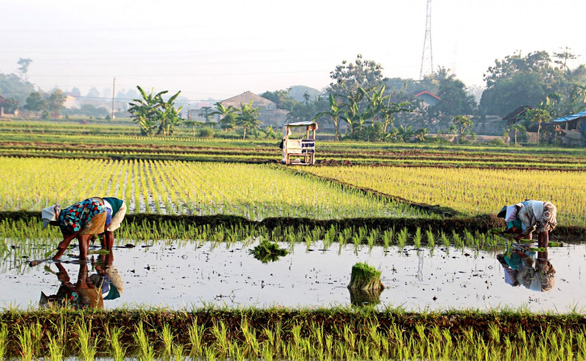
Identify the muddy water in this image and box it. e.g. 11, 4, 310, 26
4, 241, 586, 312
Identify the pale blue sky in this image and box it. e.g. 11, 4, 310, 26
1, 0, 585, 101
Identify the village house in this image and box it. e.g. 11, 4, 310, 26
219, 91, 288, 128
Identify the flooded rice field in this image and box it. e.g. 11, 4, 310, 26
4, 240, 586, 312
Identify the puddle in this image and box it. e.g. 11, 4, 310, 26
3, 241, 586, 312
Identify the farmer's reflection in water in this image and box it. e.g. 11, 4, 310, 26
496, 245, 555, 292
39, 251, 124, 309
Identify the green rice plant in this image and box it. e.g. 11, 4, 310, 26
426, 228, 435, 249
161, 324, 174, 359
441, 231, 450, 249
188, 320, 205, 357
0, 325, 7, 360
173, 343, 184, 361
413, 227, 422, 248
397, 227, 408, 249
16, 323, 41, 361
77, 320, 98, 361
46, 332, 63, 361
382, 228, 394, 250
211, 320, 229, 356
106, 326, 126, 361
134, 321, 155, 361
204, 346, 217, 361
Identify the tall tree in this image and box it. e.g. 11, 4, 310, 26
47, 89, 66, 117
128, 86, 182, 136
329, 54, 385, 95
24, 91, 47, 114
315, 93, 342, 140
17, 58, 32, 80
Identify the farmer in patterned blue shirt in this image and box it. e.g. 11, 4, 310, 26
42, 197, 126, 261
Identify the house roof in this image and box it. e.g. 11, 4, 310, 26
503, 105, 532, 122
0, 95, 7, 104
552, 110, 586, 123
414, 91, 441, 101
220, 91, 275, 107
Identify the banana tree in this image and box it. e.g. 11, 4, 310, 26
128, 86, 164, 136
314, 93, 342, 140
523, 108, 550, 144
157, 90, 182, 136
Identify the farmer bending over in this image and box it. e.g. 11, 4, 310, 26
42, 197, 126, 260
497, 200, 557, 248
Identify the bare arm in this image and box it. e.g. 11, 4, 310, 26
53, 231, 80, 260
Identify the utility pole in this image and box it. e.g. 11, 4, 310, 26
419, 0, 433, 79
111, 77, 116, 120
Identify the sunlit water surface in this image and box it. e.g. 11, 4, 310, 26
3, 241, 585, 312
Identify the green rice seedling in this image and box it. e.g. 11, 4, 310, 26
413, 227, 422, 248
17, 323, 39, 361
46, 333, 63, 361
441, 231, 450, 249
0, 325, 6, 360
204, 346, 217, 361
134, 322, 155, 361
188, 320, 205, 357
161, 324, 174, 359
240, 318, 259, 356
211, 320, 229, 356
382, 228, 393, 251
77, 320, 98, 361
487, 323, 500, 344
426, 228, 435, 249
452, 230, 464, 249
173, 343, 184, 361
397, 227, 408, 249
106, 326, 126, 361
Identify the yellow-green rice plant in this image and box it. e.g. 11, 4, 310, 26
487, 322, 500, 345
382, 228, 393, 251
0, 325, 8, 360
160, 324, 174, 359
211, 320, 229, 356
106, 326, 126, 361
172, 343, 184, 361
77, 320, 98, 361
441, 231, 450, 249
397, 227, 408, 249
17, 322, 41, 361
202, 346, 216, 361
46, 333, 63, 361
134, 321, 155, 361
413, 227, 422, 248
426, 228, 435, 249
188, 320, 205, 357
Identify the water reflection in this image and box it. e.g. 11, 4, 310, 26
348, 288, 383, 307
496, 244, 555, 292
39, 251, 123, 309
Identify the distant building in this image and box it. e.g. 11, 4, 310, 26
0, 94, 18, 117
219, 91, 288, 128
414, 91, 441, 107
552, 111, 586, 147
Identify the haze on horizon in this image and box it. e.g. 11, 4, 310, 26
1, 0, 585, 102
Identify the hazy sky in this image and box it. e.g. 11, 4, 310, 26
2, 0, 585, 101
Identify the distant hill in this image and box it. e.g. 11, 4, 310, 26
288, 86, 322, 102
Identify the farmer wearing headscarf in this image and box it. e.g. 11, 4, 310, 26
497, 200, 557, 247
41, 197, 126, 260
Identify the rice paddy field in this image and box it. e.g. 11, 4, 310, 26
0, 119, 585, 360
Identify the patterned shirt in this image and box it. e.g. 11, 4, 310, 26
59, 198, 105, 235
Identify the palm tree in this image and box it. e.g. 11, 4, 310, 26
510, 123, 526, 145
236, 100, 261, 140
210, 103, 237, 132
524, 108, 551, 144
396, 125, 414, 143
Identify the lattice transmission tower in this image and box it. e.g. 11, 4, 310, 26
419, 0, 433, 79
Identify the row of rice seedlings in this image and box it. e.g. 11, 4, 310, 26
304, 165, 586, 227
0, 157, 433, 220
1, 316, 584, 360
1, 216, 501, 253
